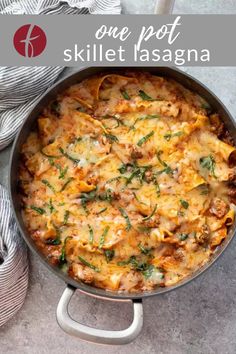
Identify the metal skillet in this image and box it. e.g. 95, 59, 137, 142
9, 67, 236, 344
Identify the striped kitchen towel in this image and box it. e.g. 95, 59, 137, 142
0, 0, 121, 328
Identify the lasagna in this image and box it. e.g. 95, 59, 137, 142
18, 71, 236, 292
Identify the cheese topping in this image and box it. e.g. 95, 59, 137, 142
19, 71, 236, 293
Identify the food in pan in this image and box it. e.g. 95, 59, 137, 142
18, 71, 236, 293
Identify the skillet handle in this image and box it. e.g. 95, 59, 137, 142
154, 0, 175, 14
56, 285, 143, 345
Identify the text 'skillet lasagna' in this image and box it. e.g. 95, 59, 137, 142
19, 72, 236, 293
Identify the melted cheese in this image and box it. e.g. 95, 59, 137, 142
19, 72, 236, 293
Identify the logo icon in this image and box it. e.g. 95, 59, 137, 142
13, 24, 47, 58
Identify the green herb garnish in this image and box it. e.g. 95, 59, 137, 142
104, 249, 115, 262
59, 147, 80, 164
199, 155, 217, 178
78, 256, 100, 272
139, 90, 155, 101
121, 90, 130, 100
51, 100, 60, 116
133, 192, 148, 205
60, 177, 74, 192
88, 224, 94, 244
137, 131, 154, 147
117, 256, 159, 279
119, 207, 132, 231
99, 226, 110, 249
80, 189, 97, 214
41, 150, 61, 159
104, 133, 119, 143
59, 166, 68, 179
42, 179, 56, 193
137, 226, 153, 233
30, 205, 45, 215
199, 184, 210, 195
99, 188, 114, 203
47, 199, 55, 213
164, 131, 183, 141
63, 210, 70, 225
201, 102, 211, 111
59, 236, 72, 264
102, 115, 124, 129
138, 243, 152, 255
156, 150, 174, 176
179, 233, 189, 241
129, 114, 160, 131
46, 237, 61, 245
106, 176, 123, 183
97, 207, 107, 215
180, 199, 189, 209
143, 204, 157, 221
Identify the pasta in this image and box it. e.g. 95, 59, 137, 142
18, 71, 236, 293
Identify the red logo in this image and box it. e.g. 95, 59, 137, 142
13, 24, 47, 58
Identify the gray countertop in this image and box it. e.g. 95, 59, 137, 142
1, 2, 236, 354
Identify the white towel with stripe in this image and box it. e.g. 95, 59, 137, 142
0, 0, 121, 327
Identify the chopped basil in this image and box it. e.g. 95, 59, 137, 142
97, 207, 107, 215
88, 224, 94, 244
139, 90, 155, 101
180, 199, 189, 209
48, 158, 68, 180
80, 189, 97, 214
156, 150, 174, 176
58, 166, 68, 179
42, 179, 56, 193
143, 204, 157, 221
104, 133, 119, 143
138, 243, 152, 255
41, 149, 61, 159
199, 155, 217, 178
118, 255, 158, 279
104, 249, 115, 262
106, 176, 123, 183
122, 162, 152, 185
199, 184, 210, 195
179, 233, 189, 241
137, 225, 153, 233
129, 114, 160, 131
51, 100, 60, 116
99, 226, 110, 249
142, 265, 155, 279
155, 179, 161, 197
201, 102, 211, 111
137, 131, 154, 146
99, 188, 113, 203
117, 259, 131, 266
63, 210, 70, 225
164, 131, 183, 141
119, 207, 132, 231
133, 192, 148, 205
78, 256, 100, 272
46, 237, 61, 245
59, 236, 72, 264
60, 177, 74, 192
47, 199, 55, 213
59, 147, 80, 164
102, 115, 124, 128
121, 90, 131, 100
30, 205, 45, 215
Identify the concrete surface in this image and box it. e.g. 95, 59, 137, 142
1, 2, 236, 354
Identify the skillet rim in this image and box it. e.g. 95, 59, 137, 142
9, 66, 236, 300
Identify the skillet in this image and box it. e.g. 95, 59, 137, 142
9, 67, 236, 344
